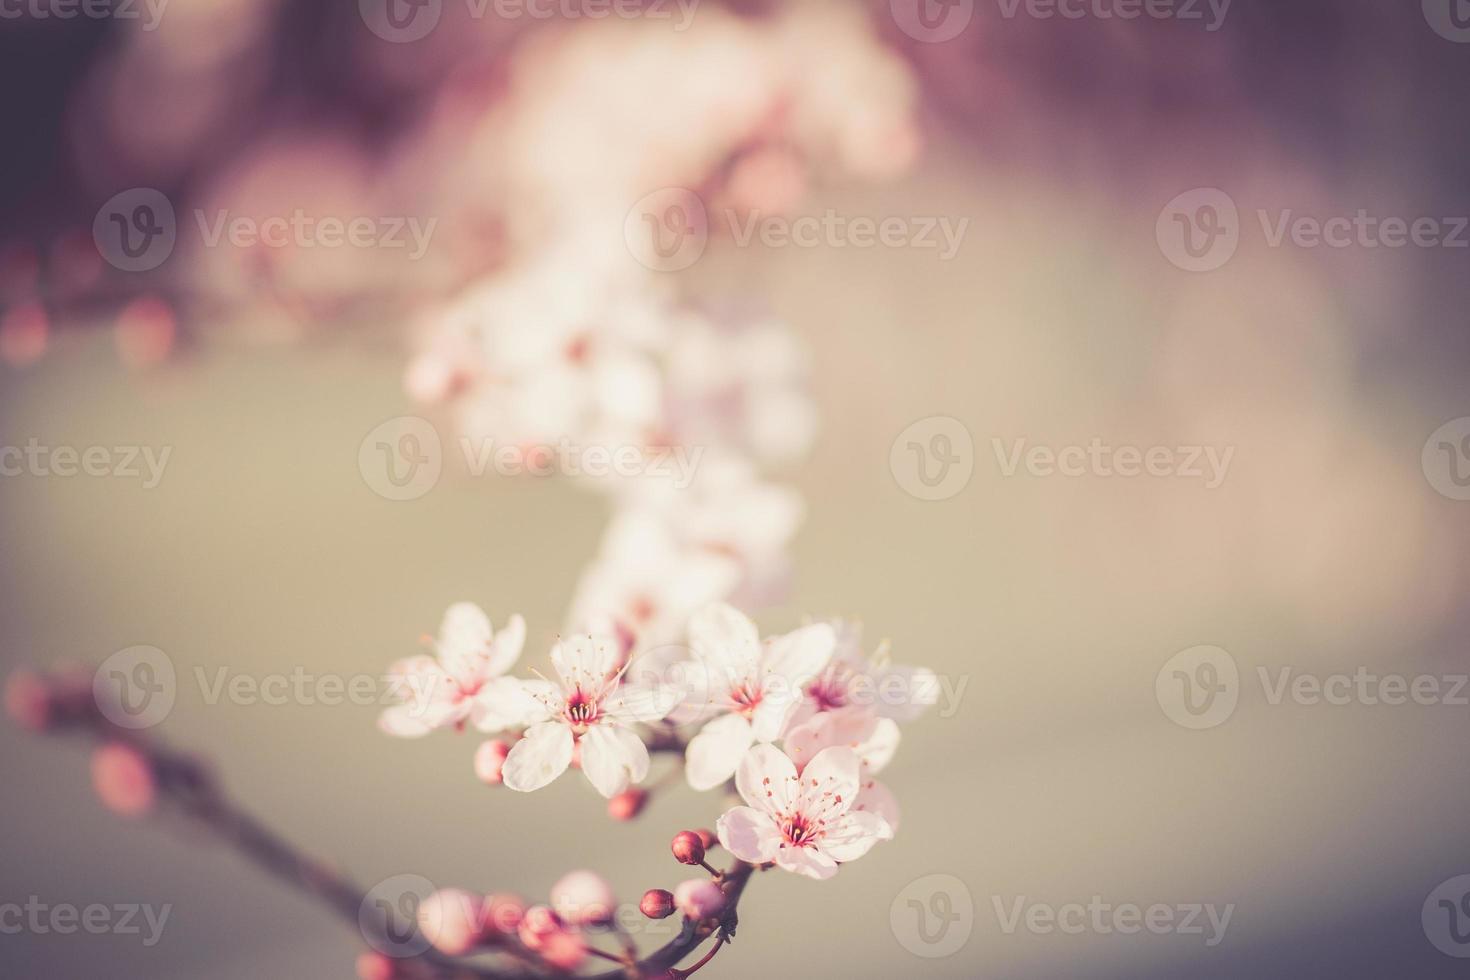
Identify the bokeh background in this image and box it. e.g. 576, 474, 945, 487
4, 0, 1470, 977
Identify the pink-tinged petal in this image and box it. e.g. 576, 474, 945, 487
470, 677, 537, 733
748, 690, 798, 743
603, 681, 680, 724
735, 742, 799, 815
874, 665, 939, 722
502, 722, 574, 792
859, 718, 901, 774
377, 704, 434, 738
579, 723, 650, 798
685, 714, 754, 791
484, 614, 526, 677
437, 602, 493, 678
815, 810, 892, 863
716, 806, 782, 865
853, 779, 901, 832
479, 677, 557, 728
774, 845, 838, 880
689, 603, 761, 677
785, 709, 898, 775
798, 746, 861, 815
762, 623, 835, 689
551, 634, 620, 689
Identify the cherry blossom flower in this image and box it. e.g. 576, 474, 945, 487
784, 707, 903, 832
678, 604, 835, 791
378, 603, 528, 738
791, 621, 938, 729
716, 744, 892, 880
501, 635, 678, 798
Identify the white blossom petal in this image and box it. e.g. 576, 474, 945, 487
579, 723, 650, 798
763, 623, 835, 688
502, 721, 574, 792
735, 741, 799, 815
798, 746, 861, 816
774, 845, 837, 880
690, 603, 761, 677
686, 714, 755, 791
716, 806, 782, 864
816, 810, 893, 863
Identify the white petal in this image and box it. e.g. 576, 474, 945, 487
784, 709, 898, 775
470, 677, 537, 733
716, 806, 782, 865
437, 602, 492, 676
603, 682, 680, 724
859, 718, 901, 774
377, 704, 434, 738
689, 603, 761, 676
762, 623, 835, 688
798, 746, 861, 815
551, 634, 620, 689
875, 665, 940, 722
735, 742, 800, 815
854, 779, 902, 833
748, 692, 798, 744
816, 810, 893, 863
685, 714, 755, 791
484, 614, 526, 677
579, 724, 650, 798
502, 722, 574, 792
774, 845, 837, 880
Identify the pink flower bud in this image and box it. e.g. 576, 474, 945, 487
539, 929, 587, 971
90, 743, 156, 817
355, 952, 395, 980
673, 879, 725, 921
473, 739, 510, 785
550, 870, 615, 925
4, 668, 51, 732
482, 892, 526, 936
416, 888, 484, 956
640, 889, 675, 919
517, 904, 564, 952
671, 831, 705, 866
607, 787, 648, 821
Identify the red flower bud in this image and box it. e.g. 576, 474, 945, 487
607, 787, 648, 821
640, 889, 676, 919
671, 830, 705, 865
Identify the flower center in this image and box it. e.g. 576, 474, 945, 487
780, 812, 821, 848
729, 682, 762, 717
564, 689, 600, 729
806, 670, 848, 712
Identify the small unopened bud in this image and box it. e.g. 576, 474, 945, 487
417, 888, 484, 956
91, 743, 156, 817
694, 828, 717, 851
355, 951, 395, 980
673, 879, 725, 920
539, 929, 587, 971
671, 830, 705, 865
473, 739, 510, 785
550, 870, 615, 925
640, 889, 675, 919
482, 892, 526, 936
517, 904, 564, 952
4, 668, 51, 732
607, 787, 648, 821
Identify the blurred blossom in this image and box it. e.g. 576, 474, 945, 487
0, 301, 49, 368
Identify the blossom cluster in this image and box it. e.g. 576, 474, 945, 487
379, 600, 936, 880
